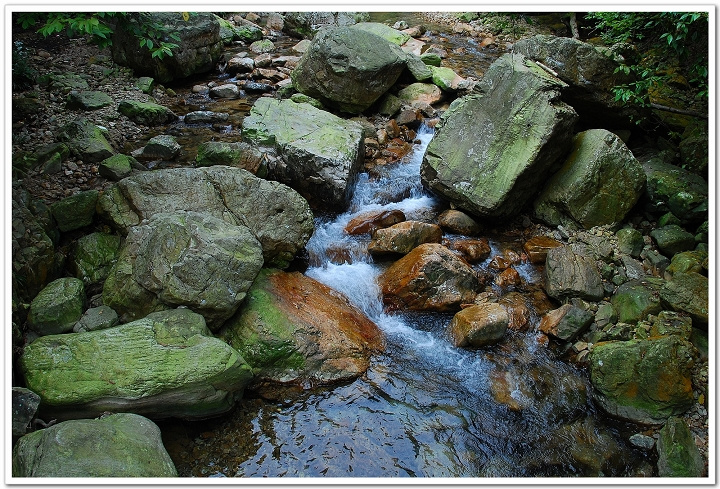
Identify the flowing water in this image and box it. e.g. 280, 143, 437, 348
153, 16, 657, 478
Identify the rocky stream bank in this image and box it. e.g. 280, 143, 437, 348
11, 11, 709, 478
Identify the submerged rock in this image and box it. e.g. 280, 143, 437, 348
242, 98, 364, 208
103, 211, 264, 329
12, 413, 178, 477
220, 269, 384, 392
290, 25, 407, 113
533, 129, 646, 229
379, 243, 479, 311
421, 53, 577, 219
589, 335, 695, 424
21, 309, 253, 420
97, 166, 314, 269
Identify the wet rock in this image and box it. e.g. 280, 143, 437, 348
243, 81, 274, 93
232, 17, 264, 43
209, 83, 240, 99
498, 292, 532, 331
133, 134, 181, 160
71, 232, 122, 287
12, 413, 178, 477
656, 416, 705, 477
513, 34, 639, 127
98, 154, 137, 181
220, 269, 383, 392
21, 309, 253, 420
437, 209, 481, 235
660, 272, 708, 326
58, 118, 115, 163
65, 90, 113, 111
96, 166, 314, 269
283, 12, 370, 38
495, 267, 521, 287
589, 335, 695, 424
446, 238, 491, 263
345, 209, 406, 235
641, 154, 708, 224
421, 54, 577, 219
184, 110, 229, 124
12, 387, 41, 440
49, 189, 98, 232
27, 277, 85, 336
533, 129, 646, 229
523, 235, 563, 264
242, 98, 364, 208
111, 12, 223, 83
117, 100, 178, 126
420, 52, 442, 66
545, 245, 605, 302
195, 141, 266, 174
629, 433, 656, 450
290, 25, 407, 113
650, 225, 696, 257
448, 303, 508, 347
368, 221, 443, 256
539, 304, 593, 342
72, 305, 119, 333
610, 279, 664, 324
616, 227, 644, 258
103, 211, 264, 330
379, 243, 479, 312
430, 66, 464, 92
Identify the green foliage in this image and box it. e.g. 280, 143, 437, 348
15, 12, 191, 59
12, 40, 36, 90
587, 11, 709, 107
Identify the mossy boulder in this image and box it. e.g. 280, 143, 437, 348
666, 249, 708, 276
616, 227, 644, 258
20, 309, 253, 420
290, 25, 407, 113
641, 155, 708, 224
650, 224, 696, 257
27, 277, 85, 336
71, 232, 123, 288
534, 129, 646, 229
421, 54, 577, 219
220, 269, 383, 392
98, 153, 138, 181
195, 141, 267, 176
589, 335, 695, 424
118, 100, 178, 126
65, 90, 113, 111
430, 66, 463, 92
49, 190, 99, 232
610, 279, 664, 324
58, 118, 114, 163
351, 22, 410, 45
242, 97, 364, 208
13, 413, 177, 477
656, 417, 705, 477
660, 272, 708, 326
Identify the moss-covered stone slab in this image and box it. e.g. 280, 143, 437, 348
66, 90, 114, 111
21, 309, 253, 420
98, 153, 138, 181
351, 22, 410, 45
71, 232, 122, 287
27, 277, 85, 336
421, 54, 577, 219
610, 279, 664, 324
660, 272, 708, 326
50, 189, 99, 232
242, 97, 364, 208
650, 224, 696, 257
642, 155, 708, 223
118, 100, 178, 126
656, 416, 705, 477
12, 413, 178, 477
58, 118, 114, 163
589, 335, 695, 424
534, 129, 646, 229
220, 269, 383, 392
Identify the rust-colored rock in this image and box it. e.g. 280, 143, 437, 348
498, 292, 532, 331
488, 256, 511, 270
523, 235, 564, 264
447, 238, 491, 263
379, 243, 479, 311
495, 267, 521, 287
345, 209, 406, 235
369, 221, 443, 256
448, 302, 508, 348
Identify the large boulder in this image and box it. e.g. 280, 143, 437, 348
379, 243, 479, 311
220, 269, 384, 392
656, 417, 705, 477
351, 22, 410, 45
513, 34, 639, 127
282, 12, 370, 39
27, 278, 85, 336
290, 25, 408, 113
71, 232, 122, 288
640, 152, 708, 224
448, 303, 508, 347
242, 98, 364, 208
660, 272, 709, 326
421, 54, 577, 219
545, 245, 605, 302
20, 309, 253, 420
110, 12, 223, 83
588, 335, 695, 424
103, 211, 264, 330
12, 413, 178, 477
534, 129, 646, 229
97, 166, 314, 269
